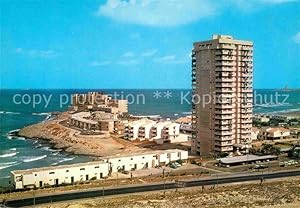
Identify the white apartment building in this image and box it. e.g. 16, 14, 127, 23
10, 149, 188, 190
124, 118, 156, 140
124, 119, 182, 144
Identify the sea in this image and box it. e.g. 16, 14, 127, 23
0, 89, 300, 186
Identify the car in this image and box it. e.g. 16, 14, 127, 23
254, 164, 268, 169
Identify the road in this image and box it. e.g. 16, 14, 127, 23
4, 169, 300, 207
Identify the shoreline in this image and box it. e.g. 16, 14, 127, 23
15, 109, 300, 158
15, 112, 147, 158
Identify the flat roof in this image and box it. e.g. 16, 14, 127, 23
218, 154, 278, 164
104, 149, 186, 160
11, 149, 187, 175
12, 161, 105, 175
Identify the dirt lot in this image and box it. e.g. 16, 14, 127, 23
36, 177, 300, 208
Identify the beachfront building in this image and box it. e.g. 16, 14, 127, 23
191, 35, 253, 155
69, 111, 117, 133
124, 118, 184, 144
258, 127, 290, 140
10, 149, 188, 190
71, 92, 128, 115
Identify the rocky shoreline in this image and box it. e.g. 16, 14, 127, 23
16, 112, 130, 157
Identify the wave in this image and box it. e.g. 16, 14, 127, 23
254, 103, 293, 108
9, 148, 17, 151
8, 129, 20, 134
2, 111, 21, 115
35, 144, 42, 148
41, 146, 61, 152
268, 108, 300, 114
23, 155, 47, 163
181, 111, 192, 115
15, 136, 25, 141
32, 112, 50, 116
0, 162, 21, 170
0, 152, 18, 158
51, 157, 75, 166
7, 135, 13, 140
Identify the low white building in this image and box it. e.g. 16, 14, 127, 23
10, 149, 188, 190
11, 161, 109, 190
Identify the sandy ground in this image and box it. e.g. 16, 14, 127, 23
36, 177, 300, 208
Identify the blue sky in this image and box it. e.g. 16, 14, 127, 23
0, 0, 299, 89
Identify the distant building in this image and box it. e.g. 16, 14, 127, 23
71, 92, 128, 114
253, 114, 270, 123
191, 35, 253, 155
258, 127, 290, 140
10, 149, 188, 190
271, 115, 294, 122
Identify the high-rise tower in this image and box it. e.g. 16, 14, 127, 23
191, 35, 253, 155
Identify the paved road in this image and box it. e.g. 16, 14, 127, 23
4, 169, 300, 207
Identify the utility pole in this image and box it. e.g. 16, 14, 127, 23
116, 172, 118, 187
163, 168, 166, 198
33, 190, 36, 207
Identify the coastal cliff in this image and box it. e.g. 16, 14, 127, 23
17, 112, 128, 157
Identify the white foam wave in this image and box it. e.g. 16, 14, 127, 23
35, 144, 42, 148
51, 157, 75, 166
3, 111, 21, 115
181, 111, 192, 115
41, 146, 61, 152
269, 108, 300, 114
32, 112, 50, 116
255, 103, 293, 108
0, 162, 21, 170
8, 129, 20, 134
7, 135, 13, 140
15, 136, 25, 141
9, 148, 17, 151
0, 152, 18, 158
23, 155, 47, 163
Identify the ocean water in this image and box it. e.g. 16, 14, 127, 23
0, 89, 299, 186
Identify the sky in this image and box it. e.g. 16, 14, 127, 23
0, 0, 299, 89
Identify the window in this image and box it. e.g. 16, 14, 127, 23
49, 172, 55, 174
16, 176, 22, 182
95, 166, 99, 169
118, 159, 121, 162
142, 157, 145, 159
131, 158, 133, 160
80, 168, 85, 171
